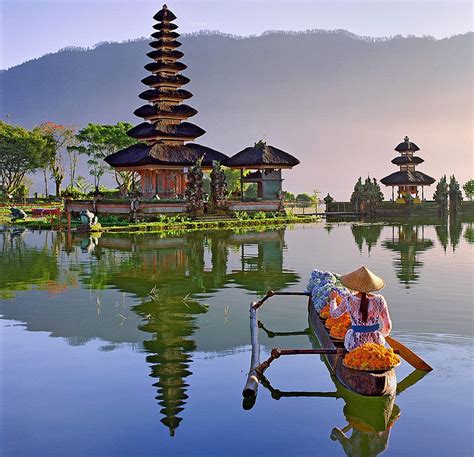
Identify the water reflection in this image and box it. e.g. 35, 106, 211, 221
0, 220, 470, 440
255, 315, 428, 457
0, 228, 301, 435
351, 224, 383, 253
330, 386, 400, 457
382, 224, 434, 288
0, 230, 76, 298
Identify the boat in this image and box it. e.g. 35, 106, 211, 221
307, 296, 397, 396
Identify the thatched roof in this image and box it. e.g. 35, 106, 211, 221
153, 22, 178, 31
145, 61, 187, 73
141, 74, 190, 87
134, 104, 197, 120
153, 5, 177, 22
128, 122, 205, 140
395, 136, 420, 152
223, 142, 300, 168
391, 156, 424, 165
146, 49, 183, 60
139, 88, 192, 102
105, 143, 228, 168
380, 171, 435, 186
149, 39, 182, 50
151, 31, 180, 40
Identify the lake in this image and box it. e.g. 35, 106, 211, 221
1, 217, 472, 456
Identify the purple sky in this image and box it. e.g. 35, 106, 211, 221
1, 0, 472, 70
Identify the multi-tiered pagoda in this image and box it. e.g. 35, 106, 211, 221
105, 5, 228, 198
381, 136, 435, 202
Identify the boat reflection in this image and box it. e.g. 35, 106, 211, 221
252, 317, 426, 457
329, 385, 400, 457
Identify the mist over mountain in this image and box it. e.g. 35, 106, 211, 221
1, 30, 472, 198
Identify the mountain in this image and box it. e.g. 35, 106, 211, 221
1, 30, 472, 198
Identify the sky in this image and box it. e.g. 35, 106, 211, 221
1, 0, 473, 70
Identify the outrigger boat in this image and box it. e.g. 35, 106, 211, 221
242, 290, 431, 400
308, 296, 396, 396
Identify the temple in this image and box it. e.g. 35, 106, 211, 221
105, 5, 228, 199
223, 141, 300, 200
381, 136, 435, 202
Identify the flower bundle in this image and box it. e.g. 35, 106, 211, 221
319, 304, 330, 319
325, 313, 350, 329
344, 343, 400, 371
306, 269, 349, 312
330, 321, 350, 339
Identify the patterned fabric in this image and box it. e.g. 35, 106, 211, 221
330, 293, 392, 351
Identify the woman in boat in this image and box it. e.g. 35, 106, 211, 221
329, 266, 392, 351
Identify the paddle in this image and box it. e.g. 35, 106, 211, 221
385, 335, 433, 372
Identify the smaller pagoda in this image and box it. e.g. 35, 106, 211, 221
223, 141, 300, 200
381, 136, 435, 202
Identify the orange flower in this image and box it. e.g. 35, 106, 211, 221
343, 343, 400, 370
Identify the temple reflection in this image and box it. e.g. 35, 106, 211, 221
227, 230, 299, 294
382, 224, 434, 288
74, 229, 298, 435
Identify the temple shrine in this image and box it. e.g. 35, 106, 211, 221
224, 141, 300, 200
381, 136, 435, 202
105, 5, 228, 199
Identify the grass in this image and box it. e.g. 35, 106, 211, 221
1, 207, 319, 234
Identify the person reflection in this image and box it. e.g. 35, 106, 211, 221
330, 391, 401, 457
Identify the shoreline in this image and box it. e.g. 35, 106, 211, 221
1, 215, 320, 235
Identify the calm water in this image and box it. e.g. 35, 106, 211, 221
1, 218, 473, 457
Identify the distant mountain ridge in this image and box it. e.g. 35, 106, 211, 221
1, 30, 472, 197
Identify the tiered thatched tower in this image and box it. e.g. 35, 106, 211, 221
381, 136, 435, 202
105, 4, 227, 198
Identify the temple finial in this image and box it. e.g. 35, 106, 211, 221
404, 135, 409, 142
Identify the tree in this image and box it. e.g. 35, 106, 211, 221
463, 179, 474, 201
75, 176, 93, 194
433, 175, 449, 214
223, 169, 241, 196
0, 121, 47, 195
352, 176, 383, 215
350, 177, 364, 212
71, 123, 137, 194
284, 192, 296, 202
448, 175, 463, 213
296, 193, 311, 202
36, 122, 77, 197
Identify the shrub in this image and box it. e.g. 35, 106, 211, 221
235, 211, 249, 220
253, 211, 266, 220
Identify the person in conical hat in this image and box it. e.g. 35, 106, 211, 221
329, 266, 392, 351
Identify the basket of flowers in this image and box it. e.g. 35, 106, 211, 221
319, 304, 330, 319
325, 313, 350, 329
329, 321, 350, 340
343, 343, 401, 372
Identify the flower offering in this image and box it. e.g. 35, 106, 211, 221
306, 269, 349, 312
343, 343, 400, 371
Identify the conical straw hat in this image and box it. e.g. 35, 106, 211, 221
340, 266, 384, 293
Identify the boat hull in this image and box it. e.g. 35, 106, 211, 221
308, 299, 396, 396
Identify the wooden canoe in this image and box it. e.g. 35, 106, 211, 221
308, 297, 397, 396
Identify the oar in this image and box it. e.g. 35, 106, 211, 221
385, 335, 432, 372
